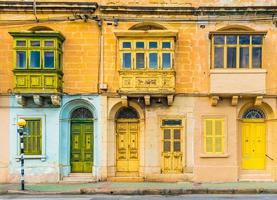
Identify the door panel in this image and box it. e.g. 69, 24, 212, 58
116, 121, 139, 175
242, 121, 265, 170
161, 128, 183, 173
71, 122, 93, 173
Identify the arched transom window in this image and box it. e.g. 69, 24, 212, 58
71, 107, 93, 119
243, 108, 265, 119
116, 107, 139, 119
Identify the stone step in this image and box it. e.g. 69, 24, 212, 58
61, 173, 96, 183
107, 177, 144, 182
239, 173, 273, 181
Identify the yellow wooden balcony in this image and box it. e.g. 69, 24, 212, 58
118, 70, 175, 95
14, 69, 63, 94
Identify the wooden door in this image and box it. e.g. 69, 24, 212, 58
116, 121, 139, 176
242, 120, 265, 170
71, 122, 93, 173
161, 128, 183, 173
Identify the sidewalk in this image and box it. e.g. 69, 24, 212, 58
2, 181, 277, 195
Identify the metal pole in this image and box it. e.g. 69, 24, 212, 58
18, 127, 25, 190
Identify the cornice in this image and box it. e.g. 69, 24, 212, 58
0, 1, 98, 13
99, 5, 277, 15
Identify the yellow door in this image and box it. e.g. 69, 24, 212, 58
242, 120, 265, 170
161, 128, 183, 173
116, 121, 139, 176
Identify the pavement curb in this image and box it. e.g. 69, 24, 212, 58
7, 189, 81, 195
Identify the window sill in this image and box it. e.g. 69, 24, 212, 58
16, 155, 46, 162
210, 68, 267, 74
200, 154, 229, 158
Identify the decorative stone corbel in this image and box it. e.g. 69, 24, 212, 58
51, 95, 61, 106
210, 96, 219, 106
254, 96, 263, 106
33, 95, 43, 106
167, 95, 174, 106
231, 96, 239, 106
144, 95, 150, 106
15, 95, 26, 106
121, 96, 128, 107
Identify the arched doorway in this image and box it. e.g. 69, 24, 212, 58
242, 108, 266, 170
116, 107, 139, 176
70, 107, 94, 173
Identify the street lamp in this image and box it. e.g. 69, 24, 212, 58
17, 119, 26, 190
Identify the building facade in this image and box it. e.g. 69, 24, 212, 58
1, 0, 277, 183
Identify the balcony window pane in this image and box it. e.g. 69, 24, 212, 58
214, 47, 224, 68
30, 51, 41, 68
122, 53, 131, 69
149, 53, 158, 69
31, 41, 40, 47
136, 42, 144, 49
227, 35, 237, 44
123, 42, 131, 49
136, 53, 144, 69
227, 47, 236, 68
252, 47, 262, 68
16, 51, 26, 68
252, 35, 263, 45
44, 51, 54, 68
214, 36, 224, 44
162, 53, 171, 69
240, 47, 249, 68
44, 41, 54, 47
16, 41, 26, 47
239, 35, 250, 44
149, 42, 158, 49
162, 42, 171, 49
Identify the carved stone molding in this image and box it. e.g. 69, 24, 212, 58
167, 95, 174, 106
231, 96, 239, 106
15, 95, 26, 106
51, 95, 61, 107
144, 95, 151, 106
254, 96, 263, 106
121, 96, 128, 107
33, 95, 43, 106
210, 96, 219, 106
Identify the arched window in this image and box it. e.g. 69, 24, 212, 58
71, 107, 93, 119
129, 22, 166, 30
243, 108, 265, 119
116, 107, 139, 119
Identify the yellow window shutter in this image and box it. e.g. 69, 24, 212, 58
214, 119, 224, 153
204, 119, 213, 153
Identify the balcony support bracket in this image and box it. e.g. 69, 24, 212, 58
210, 96, 219, 106
144, 95, 151, 106
15, 95, 26, 106
167, 95, 174, 106
121, 96, 128, 107
33, 95, 43, 106
51, 95, 61, 107
254, 96, 263, 106
231, 96, 239, 106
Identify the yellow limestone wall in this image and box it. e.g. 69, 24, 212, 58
0, 13, 99, 95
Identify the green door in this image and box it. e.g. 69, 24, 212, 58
70, 121, 93, 173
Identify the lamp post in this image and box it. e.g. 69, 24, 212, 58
17, 119, 26, 190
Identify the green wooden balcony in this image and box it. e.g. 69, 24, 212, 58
14, 69, 63, 94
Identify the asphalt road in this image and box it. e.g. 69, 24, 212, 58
2, 195, 277, 200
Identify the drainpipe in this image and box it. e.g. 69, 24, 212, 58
98, 19, 104, 93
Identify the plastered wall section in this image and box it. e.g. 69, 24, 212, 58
0, 96, 9, 183
0, 13, 99, 95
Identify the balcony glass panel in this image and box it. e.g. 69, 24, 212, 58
16, 51, 26, 68
214, 47, 224, 68
44, 51, 54, 68
240, 47, 249, 68
149, 53, 158, 69
136, 53, 145, 69
122, 53, 131, 69
30, 51, 40, 68
252, 47, 262, 68
227, 47, 236, 68
162, 53, 171, 69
